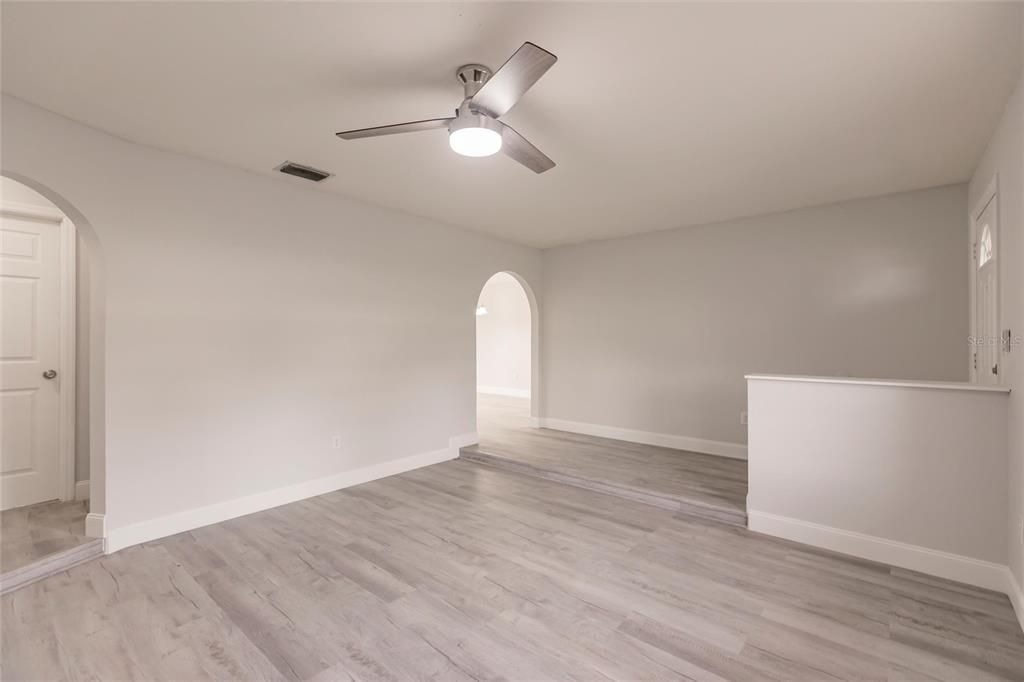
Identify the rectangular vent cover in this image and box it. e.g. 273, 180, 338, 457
276, 161, 332, 182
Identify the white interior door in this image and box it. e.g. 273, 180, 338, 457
1, 207, 64, 510
973, 195, 999, 385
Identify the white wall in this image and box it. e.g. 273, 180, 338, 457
0, 177, 90, 486
1, 94, 541, 546
970, 59, 1024, 600
542, 185, 969, 449
476, 272, 531, 397
747, 376, 1009, 590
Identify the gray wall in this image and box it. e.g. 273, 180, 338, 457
542, 185, 970, 447
970, 62, 1024, 594
2, 94, 541, 535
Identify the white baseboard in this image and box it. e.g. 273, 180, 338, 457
1007, 568, 1024, 635
105, 446, 458, 554
449, 432, 479, 449
477, 386, 531, 399
85, 512, 105, 541
748, 509, 1009, 593
539, 417, 747, 460
528, 417, 542, 428
74, 480, 90, 501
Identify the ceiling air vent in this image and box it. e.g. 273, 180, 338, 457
275, 161, 332, 182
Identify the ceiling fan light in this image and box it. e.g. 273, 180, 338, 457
449, 127, 502, 157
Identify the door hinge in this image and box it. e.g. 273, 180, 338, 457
993, 363, 999, 375
973, 352, 978, 370
973, 242, 977, 260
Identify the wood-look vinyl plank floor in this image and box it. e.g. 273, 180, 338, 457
467, 393, 748, 521
3, 458, 1022, 681
1, 499, 90, 573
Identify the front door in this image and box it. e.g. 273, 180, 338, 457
973, 195, 999, 385
1, 206, 64, 510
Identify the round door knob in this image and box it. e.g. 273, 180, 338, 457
42, 369, 57, 380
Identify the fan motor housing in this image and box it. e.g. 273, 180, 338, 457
456, 64, 492, 98
449, 102, 502, 135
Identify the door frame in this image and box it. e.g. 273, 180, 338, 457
968, 175, 999, 384
1, 200, 77, 502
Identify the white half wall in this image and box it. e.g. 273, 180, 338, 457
542, 185, 970, 449
476, 272, 531, 398
1, 94, 542, 547
747, 375, 1010, 590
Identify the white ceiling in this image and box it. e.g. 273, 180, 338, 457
2, 2, 1021, 248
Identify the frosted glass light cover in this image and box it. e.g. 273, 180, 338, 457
449, 127, 502, 157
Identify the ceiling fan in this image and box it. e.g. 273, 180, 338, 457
336, 42, 557, 173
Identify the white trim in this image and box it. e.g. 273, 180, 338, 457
85, 512, 105, 540
745, 374, 1010, 393
0, 538, 103, 596
539, 417, 747, 460
476, 386, 531, 399
748, 510, 1009, 593
970, 174, 999, 239
968, 174, 1000, 384
528, 416, 542, 429
58, 217, 77, 501
448, 432, 479, 449
1007, 568, 1024, 636
104, 445, 458, 553
74, 480, 90, 500
0, 200, 64, 223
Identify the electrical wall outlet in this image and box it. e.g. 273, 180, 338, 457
331, 436, 342, 450
740, 411, 748, 426
1019, 516, 1024, 546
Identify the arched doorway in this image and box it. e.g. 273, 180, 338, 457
475, 272, 538, 440
0, 174, 105, 548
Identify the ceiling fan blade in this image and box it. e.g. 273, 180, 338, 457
336, 117, 453, 140
470, 42, 557, 118
499, 122, 555, 174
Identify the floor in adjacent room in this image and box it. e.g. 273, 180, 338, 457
1, 499, 92, 574
463, 393, 748, 525
3, 460, 1023, 681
